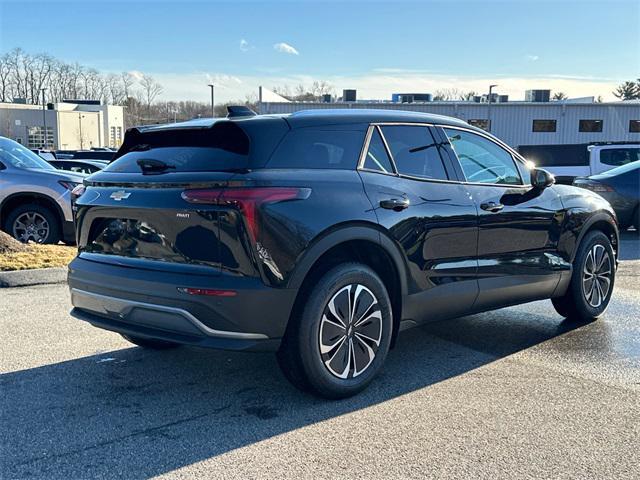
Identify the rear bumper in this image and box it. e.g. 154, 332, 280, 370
68, 255, 297, 351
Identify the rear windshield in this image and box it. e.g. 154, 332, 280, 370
104, 122, 250, 173
267, 127, 366, 169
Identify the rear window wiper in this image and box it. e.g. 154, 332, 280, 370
136, 158, 176, 174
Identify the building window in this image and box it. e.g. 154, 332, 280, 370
110, 126, 124, 147
467, 119, 491, 131
630, 120, 640, 133
579, 120, 603, 132
27, 126, 54, 149
532, 120, 556, 132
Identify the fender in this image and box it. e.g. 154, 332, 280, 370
286, 224, 409, 298
0, 191, 66, 226
566, 210, 619, 262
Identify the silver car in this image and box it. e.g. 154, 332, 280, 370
0, 136, 86, 244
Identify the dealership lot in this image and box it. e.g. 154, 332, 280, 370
1, 233, 639, 479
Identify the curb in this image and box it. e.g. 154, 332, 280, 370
0, 267, 68, 288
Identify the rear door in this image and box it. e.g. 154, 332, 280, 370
438, 126, 566, 310
359, 124, 479, 325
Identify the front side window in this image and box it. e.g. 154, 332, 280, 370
443, 128, 522, 185
380, 125, 448, 180
579, 120, 603, 132
363, 127, 394, 173
630, 120, 640, 133
600, 147, 640, 166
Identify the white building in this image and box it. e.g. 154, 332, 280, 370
258, 99, 640, 149
0, 101, 125, 150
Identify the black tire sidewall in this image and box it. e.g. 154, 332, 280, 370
4, 203, 61, 244
295, 263, 393, 399
570, 231, 616, 319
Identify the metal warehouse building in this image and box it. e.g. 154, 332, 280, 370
258, 100, 640, 149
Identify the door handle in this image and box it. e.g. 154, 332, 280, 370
380, 198, 410, 211
480, 201, 504, 213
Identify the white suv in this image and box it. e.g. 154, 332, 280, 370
0, 136, 86, 244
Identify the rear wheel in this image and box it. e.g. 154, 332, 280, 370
277, 263, 393, 399
552, 230, 615, 322
121, 334, 179, 350
4, 203, 61, 244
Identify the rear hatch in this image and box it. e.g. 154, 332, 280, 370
74, 119, 288, 276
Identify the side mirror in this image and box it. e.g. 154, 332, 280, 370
531, 168, 555, 189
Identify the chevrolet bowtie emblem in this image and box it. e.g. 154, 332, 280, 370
110, 190, 131, 201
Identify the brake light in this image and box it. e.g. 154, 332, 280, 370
181, 187, 310, 240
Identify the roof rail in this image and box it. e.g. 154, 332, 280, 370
226, 105, 257, 118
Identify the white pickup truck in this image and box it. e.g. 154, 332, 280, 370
518, 142, 640, 184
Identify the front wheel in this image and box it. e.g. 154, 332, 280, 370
277, 263, 393, 399
552, 230, 616, 322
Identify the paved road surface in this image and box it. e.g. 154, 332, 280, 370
1, 234, 639, 479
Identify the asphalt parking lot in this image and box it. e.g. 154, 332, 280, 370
1, 232, 639, 479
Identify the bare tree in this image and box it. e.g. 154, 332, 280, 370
139, 74, 163, 114
553, 92, 568, 101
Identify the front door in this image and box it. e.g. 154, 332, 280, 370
358, 124, 479, 325
438, 126, 567, 311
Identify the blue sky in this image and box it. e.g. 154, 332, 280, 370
1, 0, 638, 102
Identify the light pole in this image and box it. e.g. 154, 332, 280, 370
41, 88, 47, 149
208, 84, 215, 118
487, 84, 498, 132
78, 113, 85, 150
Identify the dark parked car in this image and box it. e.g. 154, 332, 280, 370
573, 160, 639, 230
71, 150, 115, 161
68, 109, 619, 398
48, 159, 107, 175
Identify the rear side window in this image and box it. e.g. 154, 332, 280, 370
268, 127, 365, 169
600, 148, 640, 166
104, 122, 250, 173
381, 125, 449, 180
363, 127, 394, 173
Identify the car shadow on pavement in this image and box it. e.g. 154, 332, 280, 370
1, 307, 589, 478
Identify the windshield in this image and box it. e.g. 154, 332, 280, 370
599, 159, 640, 176
0, 137, 56, 170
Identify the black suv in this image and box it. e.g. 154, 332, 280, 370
69, 109, 618, 398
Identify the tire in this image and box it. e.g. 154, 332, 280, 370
552, 230, 616, 322
277, 263, 393, 399
121, 334, 179, 350
3, 203, 61, 244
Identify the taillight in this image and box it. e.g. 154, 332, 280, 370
181, 187, 310, 240
579, 182, 614, 193
71, 184, 86, 197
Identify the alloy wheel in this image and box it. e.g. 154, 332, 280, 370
12, 212, 50, 243
582, 243, 612, 308
319, 284, 383, 379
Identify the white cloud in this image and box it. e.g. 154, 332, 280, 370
128, 70, 144, 81
118, 70, 622, 104
273, 42, 299, 55
526, 54, 540, 61
239, 39, 250, 52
